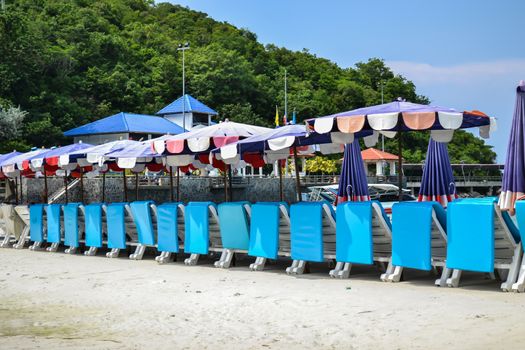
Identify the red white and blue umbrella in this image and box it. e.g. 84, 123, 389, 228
418, 139, 457, 207
499, 82, 525, 214
337, 139, 370, 203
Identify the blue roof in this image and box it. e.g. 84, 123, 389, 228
64, 112, 187, 137
156, 94, 218, 116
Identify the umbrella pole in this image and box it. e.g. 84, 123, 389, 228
80, 169, 84, 203
64, 174, 69, 204
223, 169, 228, 202
44, 170, 48, 203
135, 172, 139, 201
176, 167, 180, 202
397, 133, 403, 202
228, 165, 233, 202
169, 166, 174, 202
14, 176, 18, 205
102, 172, 106, 203
293, 147, 302, 202
278, 160, 284, 201
122, 170, 128, 202
19, 173, 23, 204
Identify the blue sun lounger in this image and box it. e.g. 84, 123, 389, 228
128, 201, 157, 260
248, 202, 291, 271
446, 198, 522, 291
330, 201, 393, 279
155, 202, 185, 264
386, 201, 453, 286
63, 203, 85, 254
512, 200, 525, 292
183, 202, 220, 265
44, 204, 63, 252
213, 201, 251, 268
84, 203, 105, 256
29, 204, 46, 251
286, 201, 336, 275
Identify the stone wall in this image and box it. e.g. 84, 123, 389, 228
20, 176, 302, 204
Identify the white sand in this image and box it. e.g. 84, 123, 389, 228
0, 249, 524, 350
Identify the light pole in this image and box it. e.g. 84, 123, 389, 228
177, 42, 190, 131
380, 79, 385, 152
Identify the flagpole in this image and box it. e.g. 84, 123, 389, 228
284, 68, 288, 125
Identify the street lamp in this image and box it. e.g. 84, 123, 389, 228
177, 42, 190, 131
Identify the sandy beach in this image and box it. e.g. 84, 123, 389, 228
0, 248, 524, 350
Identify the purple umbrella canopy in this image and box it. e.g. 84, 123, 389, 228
418, 139, 457, 207
499, 82, 525, 214
337, 139, 370, 203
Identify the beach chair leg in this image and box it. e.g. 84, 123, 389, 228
46, 242, 59, 252
435, 267, 453, 287
84, 247, 98, 256
249, 257, 267, 271
501, 245, 522, 292
106, 248, 120, 258
64, 246, 77, 254
387, 266, 403, 283
512, 251, 525, 292
380, 260, 395, 282
184, 253, 200, 266
29, 241, 43, 251
329, 262, 351, 279
155, 251, 173, 264
129, 244, 146, 260
286, 260, 306, 275
214, 249, 234, 269
0, 233, 12, 248
13, 227, 29, 249
446, 269, 462, 287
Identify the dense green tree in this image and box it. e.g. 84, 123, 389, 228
0, 0, 496, 164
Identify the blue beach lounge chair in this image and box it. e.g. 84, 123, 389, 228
248, 202, 291, 271
105, 203, 139, 258
329, 201, 393, 279
155, 202, 185, 264
128, 201, 157, 260
63, 203, 85, 254
512, 200, 525, 292
84, 203, 106, 256
286, 201, 336, 275
44, 203, 63, 252
385, 201, 453, 286
183, 202, 220, 266
29, 203, 46, 251
214, 201, 251, 268
446, 198, 522, 291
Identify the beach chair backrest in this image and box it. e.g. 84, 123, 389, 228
106, 203, 128, 249
392, 201, 446, 271
84, 203, 104, 248
130, 201, 156, 246
63, 203, 82, 248
447, 198, 519, 273
156, 202, 183, 253
46, 204, 62, 244
218, 202, 251, 250
184, 202, 217, 255
248, 202, 285, 259
29, 204, 46, 242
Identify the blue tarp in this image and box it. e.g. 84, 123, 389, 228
64, 112, 186, 137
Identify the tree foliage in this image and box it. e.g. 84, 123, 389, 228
0, 0, 496, 164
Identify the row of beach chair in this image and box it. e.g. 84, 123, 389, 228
1, 198, 525, 292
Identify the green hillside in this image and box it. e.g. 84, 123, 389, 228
0, 0, 496, 163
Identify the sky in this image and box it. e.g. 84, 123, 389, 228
164, 0, 525, 162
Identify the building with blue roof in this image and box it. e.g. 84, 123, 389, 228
64, 112, 186, 145
156, 94, 217, 130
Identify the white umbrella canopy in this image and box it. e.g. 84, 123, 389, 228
0, 148, 49, 176
152, 120, 272, 158
68, 139, 141, 167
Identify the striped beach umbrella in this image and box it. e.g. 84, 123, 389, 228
337, 139, 370, 203
499, 82, 525, 214
418, 139, 457, 207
